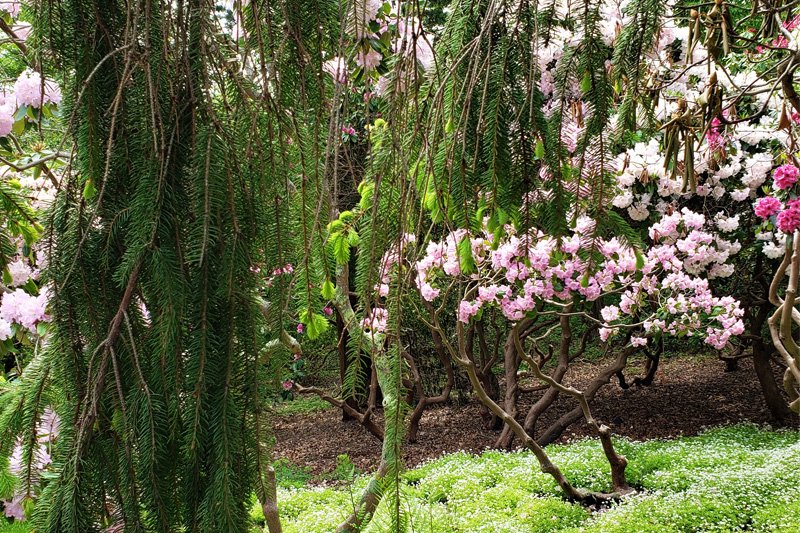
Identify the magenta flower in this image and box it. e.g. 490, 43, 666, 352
754, 196, 783, 219
282, 380, 294, 391
777, 199, 800, 233
705, 118, 726, 151
296, 323, 304, 334
773, 164, 800, 190
323, 306, 333, 316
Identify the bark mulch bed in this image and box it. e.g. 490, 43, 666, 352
273, 354, 795, 477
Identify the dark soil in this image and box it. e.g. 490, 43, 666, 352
273, 354, 797, 476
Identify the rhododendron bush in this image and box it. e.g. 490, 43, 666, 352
413, 214, 744, 349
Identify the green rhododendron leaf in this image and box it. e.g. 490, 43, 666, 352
12, 118, 24, 136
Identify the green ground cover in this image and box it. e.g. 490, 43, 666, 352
3, 424, 799, 532
258, 425, 800, 532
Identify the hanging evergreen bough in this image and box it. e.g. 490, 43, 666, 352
6, 0, 337, 531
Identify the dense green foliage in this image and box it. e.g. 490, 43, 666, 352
0, 1, 338, 531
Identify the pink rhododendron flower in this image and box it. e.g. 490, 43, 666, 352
777, 199, 800, 233
7, 258, 32, 286
356, 48, 382, 71
12, 22, 30, 41
323, 57, 347, 84
282, 380, 293, 391
352, 0, 384, 38
418, 282, 439, 301
39, 408, 60, 442
599, 327, 617, 342
705, 118, 726, 151
773, 164, 799, 190
3, 493, 24, 520
361, 307, 388, 333
323, 306, 333, 316
754, 196, 783, 219
0, 1, 20, 18
3, 407, 59, 519
0, 287, 49, 332
15, 71, 62, 108
631, 336, 647, 347
478, 285, 501, 303
458, 300, 481, 323
600, 305, 620, 322
296, 323, 304, 334
0, 318, 11, 341
0, 103, 13, 137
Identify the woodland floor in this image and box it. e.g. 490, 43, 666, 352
273, 353, 796, 477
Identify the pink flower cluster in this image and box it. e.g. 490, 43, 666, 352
4, 408, 59, 521
332, 3, 435, 96
777, 199, 800, 233
356, 233, 417, 338
0, 287, 49, 332
352, 0, 384, 38
356, 48, 382, 71
755, 196, 783, 219
14, 71, 62, 108
264, 262, 294, 287
773, 164, 799, 190
0, 1, 20, 18
323, 57, 348, 84
361, 307, 388, 335
413, 212, 744, 350
756, 163, 800, 233
705, 117, 727, 151
0, 71, 63, 137
756, 15, 800, 52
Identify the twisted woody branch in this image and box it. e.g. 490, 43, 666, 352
768, 230, 800, 412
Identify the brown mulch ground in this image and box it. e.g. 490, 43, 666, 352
273, 354, 796, 476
